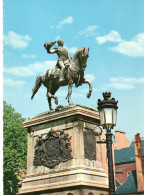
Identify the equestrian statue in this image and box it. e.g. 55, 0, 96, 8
31, 39, 92, 110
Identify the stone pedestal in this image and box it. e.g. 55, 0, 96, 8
19, 105, 108, 195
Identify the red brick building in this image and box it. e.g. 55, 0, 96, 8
114, 131, 144, 194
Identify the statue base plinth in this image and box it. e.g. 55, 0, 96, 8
19, 105, 109, 195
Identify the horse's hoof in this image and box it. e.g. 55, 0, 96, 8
87, 93, 91, 98
69, 102, 74, 106
50, 107, 54, 110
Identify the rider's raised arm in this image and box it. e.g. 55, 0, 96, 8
47, 47, 58, 54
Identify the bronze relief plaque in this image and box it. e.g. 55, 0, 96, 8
33, 130, 72, 168
84, 129, 96, 160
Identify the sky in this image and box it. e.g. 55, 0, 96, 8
3, 0, 144, 142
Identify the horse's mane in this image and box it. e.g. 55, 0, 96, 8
72, 47, 85, 61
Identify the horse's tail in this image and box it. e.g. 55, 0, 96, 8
31, 75, 42, 99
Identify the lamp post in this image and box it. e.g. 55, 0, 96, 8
96, 92, 118, 195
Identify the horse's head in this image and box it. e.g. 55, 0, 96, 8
81, 47, 89, 59
73, 47, 89, 69
44, 41, 56, 49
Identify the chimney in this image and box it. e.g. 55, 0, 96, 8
134, 133, 144, 192
114, 130, 130, 149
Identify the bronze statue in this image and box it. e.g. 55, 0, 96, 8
31, 40, 92, 110
47, 39, 72, 83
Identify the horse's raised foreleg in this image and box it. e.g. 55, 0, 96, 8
68, 81, 73, 105
83, 79, 92, 98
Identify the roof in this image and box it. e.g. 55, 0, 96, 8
114, 141, 135, 164
116, 170, 137, 194
116, 179, 121, 189
114, 140, 144, 165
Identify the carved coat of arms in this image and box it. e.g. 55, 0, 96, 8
33, 130, 72, 168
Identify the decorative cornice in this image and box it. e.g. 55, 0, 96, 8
23, 105, 100, 128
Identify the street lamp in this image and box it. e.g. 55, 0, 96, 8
96, 92, 118, 195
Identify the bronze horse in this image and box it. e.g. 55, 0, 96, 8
31, 41, 92, 110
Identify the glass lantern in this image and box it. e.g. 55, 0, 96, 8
97, 92, 118, 129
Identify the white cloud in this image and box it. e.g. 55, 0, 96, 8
104, 82, 134, 90
4, 31, 31, 49
104, 76, 144, 90
4, 66, 34, 76
85, 74, 96, 81
22, 54, 37, 59
96, 31, 144, 57
28, 61, 56, 73
4, 61, 56, 77
77, 25, 98, 37
68, 47, 77, 54
96, 30, 121, 44
57, 16, 73, 29
110, 77, 144, 84
65, 45, 78, 54
4, 78, 26, 87
110, 33, 144, 57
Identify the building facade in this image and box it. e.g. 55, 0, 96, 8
114, 131, 144, 194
